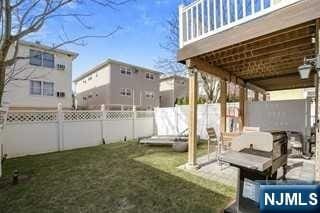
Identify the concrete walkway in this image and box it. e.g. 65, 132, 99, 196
178, 152, 315, 187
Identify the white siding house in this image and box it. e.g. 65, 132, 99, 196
3, 41, 78, 110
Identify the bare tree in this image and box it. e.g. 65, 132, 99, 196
0, 0, 131, 106
156, 9, 220, 103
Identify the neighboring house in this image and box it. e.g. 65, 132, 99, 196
74, 59, 161, 110
3, 41, 78, 110
159, 75, 188, 107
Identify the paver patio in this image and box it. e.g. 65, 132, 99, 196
179, 152, 315, 187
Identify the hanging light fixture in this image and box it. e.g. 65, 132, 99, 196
298, 56, 320, 79
298, 63, 312, 79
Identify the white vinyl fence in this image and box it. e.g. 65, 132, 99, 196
0, 105, 154, 159
154, 104, 221, 139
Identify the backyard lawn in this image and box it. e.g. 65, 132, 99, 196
0, 141, 234, 213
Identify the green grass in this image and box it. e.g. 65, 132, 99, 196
0, 141, 234, 213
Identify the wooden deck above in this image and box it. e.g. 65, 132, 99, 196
178, 0, 320, 91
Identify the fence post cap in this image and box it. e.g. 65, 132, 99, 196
57, 103, 63, 111
101, 104, 105, 111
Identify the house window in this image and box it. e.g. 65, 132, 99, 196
120, 88, 126, 96
43, 82, 54, 96
30, 49, 55, 68
42, 52, 54, 68
126, 68, 132, 76
145, 91, 154, 99
83, 80, 86, 84
120, 66, 126, 75
121, 88, 132, 96
57, 92, 65, 98
126, 88, 132, 96
83, 97, 87, 101
88, 76, 92, 81
30, 50, 42, 66
120, 66, 131, 76
30, 80, 42, 95
146, 72, 154, 80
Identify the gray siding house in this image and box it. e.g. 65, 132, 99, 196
74, 59, 161, 110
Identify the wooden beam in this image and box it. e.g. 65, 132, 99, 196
203, 22, 315, 61
239, 86, 246, 131
187, 58, 268, 95
254, 92, 259, 102
246, 82, 266, 94
178, 0, 320, 61
211, 34, 314, 66
220, 80, 227, 133
186, 58, 236, 83
187, 70, 198, 169
263, 94, 267, 101
315, 18, 320, 181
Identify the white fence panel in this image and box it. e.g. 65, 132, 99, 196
245, 100, 311, 137
207, 104, 221, 137
155, 107, 177, 135
63, 121, 102, 150
135, 118, 154, 138
1, 109, 155, 158
177, 106, 189, 134
2, 122, 59, 158
103, 120, 133, 143
155, 104, 221, 139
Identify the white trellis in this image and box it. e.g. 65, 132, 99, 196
7, 111, 57, 123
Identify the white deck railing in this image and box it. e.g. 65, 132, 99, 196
179, 0, 303, 48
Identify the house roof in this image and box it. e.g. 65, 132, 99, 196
20, 40, 78, 59
73, 58, 163, 82
160, 74, 188, 82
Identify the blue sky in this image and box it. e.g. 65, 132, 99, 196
30, 0, 185, 80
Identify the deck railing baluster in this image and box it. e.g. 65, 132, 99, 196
179, 0, 302, 47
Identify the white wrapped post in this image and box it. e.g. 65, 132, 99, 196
57, 103, 64, 151
100, 105, 106, 144
132, 105, 137, 139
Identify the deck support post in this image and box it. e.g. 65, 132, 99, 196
254, 92, 259, 101
220, 80, 227, 133
262, 94, 267, 101
315, 19, 320, 181
187, 68, 199, 169
239, 86, 246, 131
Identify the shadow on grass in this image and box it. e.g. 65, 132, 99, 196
0, 142, 233, 213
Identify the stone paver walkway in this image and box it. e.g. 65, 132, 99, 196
178, 152, 315, 187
